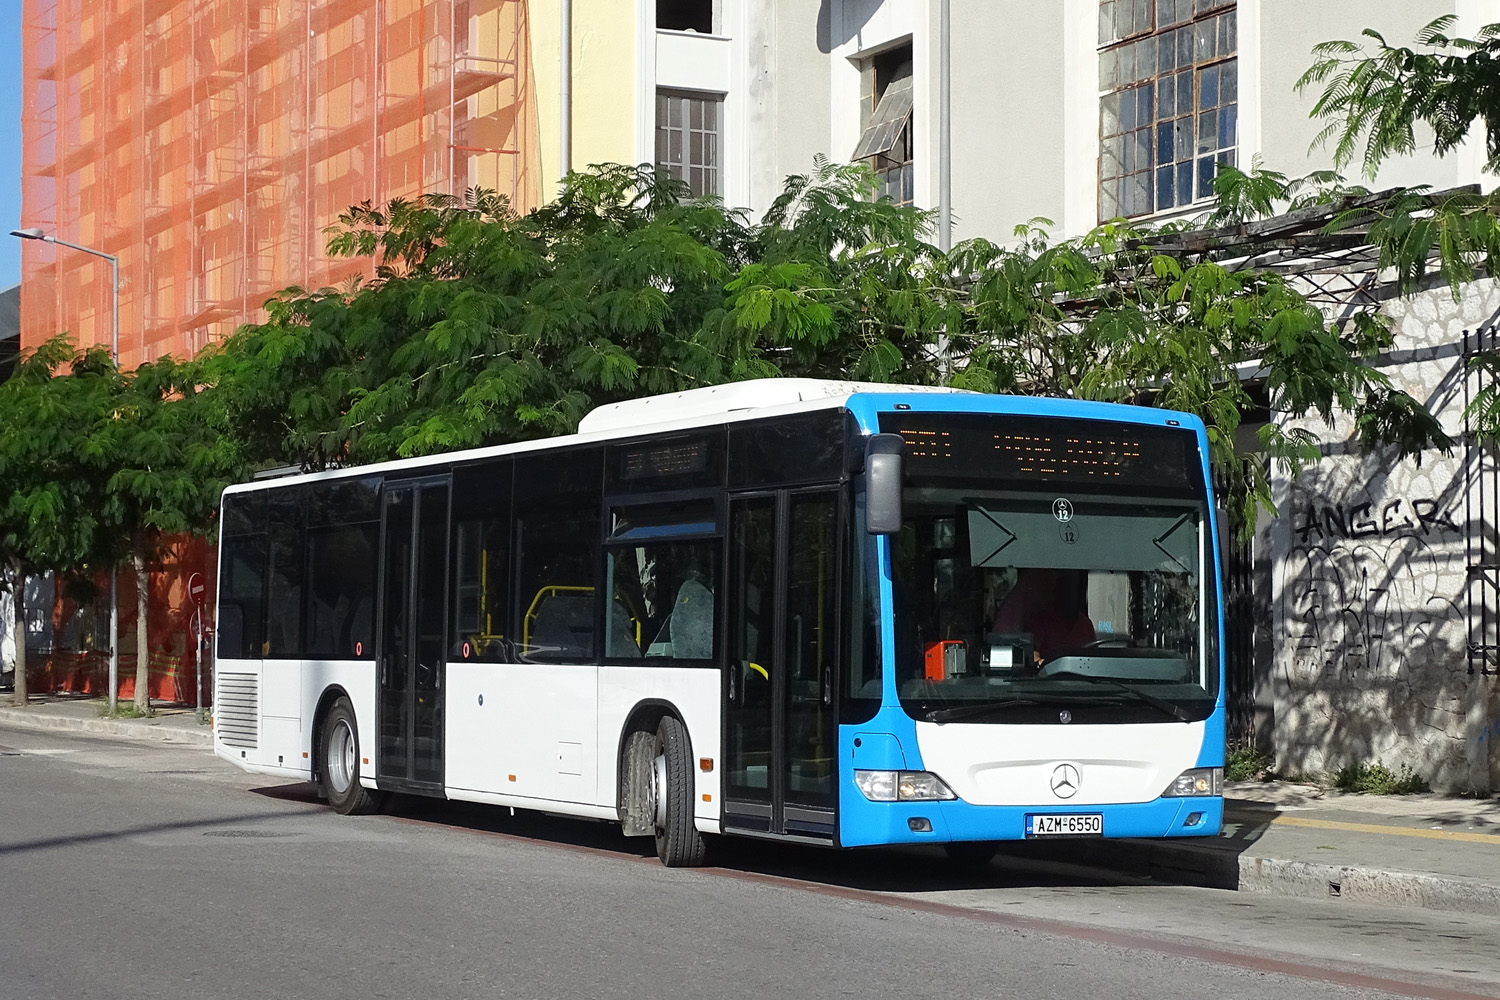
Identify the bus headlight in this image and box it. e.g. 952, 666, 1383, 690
855, 770, 957, 802
1162, 767, 1223, 797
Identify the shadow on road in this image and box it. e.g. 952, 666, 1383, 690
0, 810, 311, 857
254, 780, 1264, 896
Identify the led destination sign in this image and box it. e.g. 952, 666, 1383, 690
878, 413, 1200, 490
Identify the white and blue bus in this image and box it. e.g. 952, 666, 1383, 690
213, 379, 1225, 866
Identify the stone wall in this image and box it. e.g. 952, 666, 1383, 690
1269, 278, 1500, 793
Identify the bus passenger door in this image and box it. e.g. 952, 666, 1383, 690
377, 478, 450, 791
724, 490, 839, 839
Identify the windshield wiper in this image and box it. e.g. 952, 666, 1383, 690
926, 698, 1052, 724
1040, 670, 1192, 723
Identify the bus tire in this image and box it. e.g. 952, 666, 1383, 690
320, 697, 384, 816
653, 715, 706, 867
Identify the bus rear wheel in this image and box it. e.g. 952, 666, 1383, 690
320, 697, 385, 816
652, 715, 706, 867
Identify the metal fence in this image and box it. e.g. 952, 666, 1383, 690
1465, 324, 1499, 676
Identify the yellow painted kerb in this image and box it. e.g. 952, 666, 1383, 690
1269, 814, 1500, 845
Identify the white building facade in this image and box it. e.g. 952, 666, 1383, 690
628, 0, 1500, 789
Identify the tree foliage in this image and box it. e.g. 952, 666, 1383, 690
185, 160, 1450, 532
0, 337, 120, 703
0, 156, 1464, 590
1299, 15, 1500, 176
0, 336, 118, 580
1297, 17, 1500, 441
101, 355, 244, 707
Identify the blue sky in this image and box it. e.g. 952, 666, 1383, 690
1, 0, 19, 289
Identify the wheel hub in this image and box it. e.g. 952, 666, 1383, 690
652, 752, 668, 830
327, 720, 354, 794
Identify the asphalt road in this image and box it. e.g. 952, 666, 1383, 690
1, 723, 1498, 1000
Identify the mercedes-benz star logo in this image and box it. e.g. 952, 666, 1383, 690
1058, 709, 1073, 725
1050, 763, 1081, 799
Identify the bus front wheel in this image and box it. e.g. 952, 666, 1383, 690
652, 715, 706, 867
320, 697, 385, 816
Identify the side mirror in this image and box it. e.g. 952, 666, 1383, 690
865, 433, 905, 535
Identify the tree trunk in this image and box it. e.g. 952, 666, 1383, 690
10, 558, 26, 708
133, 541, 150, 712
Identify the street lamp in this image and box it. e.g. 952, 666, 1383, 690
10, 227, 122, 713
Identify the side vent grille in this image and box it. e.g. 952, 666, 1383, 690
216, 672, 258, 749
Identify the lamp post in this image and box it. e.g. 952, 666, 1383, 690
10, 227, 121, 713
936, 0, 953, 379
938, 0, 952, 253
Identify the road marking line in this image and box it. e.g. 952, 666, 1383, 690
1268, 814, 1500, 844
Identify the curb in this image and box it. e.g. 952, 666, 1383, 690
0, 707, 213, 748
1237, 855, 1500, 917
1007, 837, 1500, 918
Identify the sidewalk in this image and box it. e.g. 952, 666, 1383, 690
0, 693, 212, 748
1010, 780, 1500, 916
0, 694, 1497, 916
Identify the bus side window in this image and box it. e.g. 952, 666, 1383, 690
219, 492, 267, 660
607, 539, 718, 663
264, 489, 304, 658
302, 475, 381, 661
604, 499, 720, 664
514, 448, 603, 664
304, 522, 378, 660
218, 536, 266, 659
450, 461, 513, 662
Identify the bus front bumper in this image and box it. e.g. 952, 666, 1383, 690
838, 792, 1223, 847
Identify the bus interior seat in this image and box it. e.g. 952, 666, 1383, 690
649, 578, 713, 659
609, 602, 642, 658
529, 593, 595, 659
670, 578, 714, 659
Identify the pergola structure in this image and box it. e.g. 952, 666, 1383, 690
1130, 184, 1483, 314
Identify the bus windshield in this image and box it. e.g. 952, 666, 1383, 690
891, 486, 1218, 724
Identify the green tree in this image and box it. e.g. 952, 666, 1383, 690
1300, 17, 1500, 436
102, 356, 244, 710
0, 337, 118, 706
206, 167, 739, 470
1299, 15, 1500, 177
203, 161, 1446, 533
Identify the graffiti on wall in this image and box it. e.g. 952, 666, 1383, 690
1283, 493, 1464, 680
1294, 498, 1460, 543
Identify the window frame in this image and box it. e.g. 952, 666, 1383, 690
1097, 0, 1237, 221
855, 44, 915, 208
655, 88, 723, 198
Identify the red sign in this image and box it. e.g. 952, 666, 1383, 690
187, 572, 206, 606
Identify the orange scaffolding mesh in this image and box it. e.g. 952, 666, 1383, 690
20, 0, 541, 368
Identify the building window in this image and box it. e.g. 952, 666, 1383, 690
853, 45, 914, 207
656, 90, 721, 198
657, 0, 714, 33
1098, 0, 1236, 220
